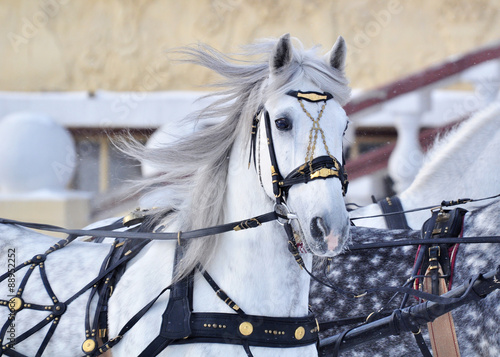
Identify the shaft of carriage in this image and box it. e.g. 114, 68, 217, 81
318, 265, 500, 356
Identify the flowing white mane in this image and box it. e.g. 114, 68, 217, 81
122, 38, 351, 277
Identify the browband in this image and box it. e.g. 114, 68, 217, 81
286, 90, 333, 102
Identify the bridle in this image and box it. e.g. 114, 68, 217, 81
251, 90, 349, 211
248, 89, 349, 271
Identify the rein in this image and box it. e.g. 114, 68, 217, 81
0, 211, 281, 243
350, 193, 500, 223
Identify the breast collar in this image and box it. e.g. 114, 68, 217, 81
131, 245, 320, 357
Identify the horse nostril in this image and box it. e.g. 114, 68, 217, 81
310, 217, 330, 239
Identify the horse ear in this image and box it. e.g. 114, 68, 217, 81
270, 33, 293, 74
327, 36, 346, 71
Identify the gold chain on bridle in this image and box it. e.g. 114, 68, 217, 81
298, 99, 335, 175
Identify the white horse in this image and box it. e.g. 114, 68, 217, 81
0, 34, 351, 356
350, 102, 500, 229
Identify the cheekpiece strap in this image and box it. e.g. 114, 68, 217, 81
248, 106, 263, 170
263, 111, 285, 202
286, 90, 333, 102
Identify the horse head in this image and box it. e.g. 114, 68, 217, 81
256, 34, 351, 257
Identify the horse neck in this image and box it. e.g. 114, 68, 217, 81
399, 105, 500, 227
192, 137, 312, 318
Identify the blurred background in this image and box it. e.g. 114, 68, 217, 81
1, 0, 499, 228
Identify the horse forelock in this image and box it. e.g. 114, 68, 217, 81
121, 37, 351, 279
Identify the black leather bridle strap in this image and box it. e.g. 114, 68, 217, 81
263, 110, 284, 202
248, 107, 263, 170
281, 155, 348, 193
262, 109, 349, 200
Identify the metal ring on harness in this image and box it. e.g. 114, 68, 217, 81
274, 202, 298, 226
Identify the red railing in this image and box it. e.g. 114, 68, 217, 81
345, 121, 462, 179
344, 40, 500, 180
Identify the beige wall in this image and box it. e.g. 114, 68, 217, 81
1, 0, 500, 92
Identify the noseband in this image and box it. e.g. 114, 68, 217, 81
250, 90, 349, 207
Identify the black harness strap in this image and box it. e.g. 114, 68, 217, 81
93, 283, 174, 356
86, 214, 161, 346
402, 207, 466, 357
0, 226, 153, 356
0, 252, 65, 356
136, 260, 320, 357
137, 244, 192, 357
0, 212, 279, 242
318, 265, 500, 356
83, 241, 118, 346
172, 312, 319, 348
416, 207, 467, 293
197, 264, 247, 317
378, 196, 411, 230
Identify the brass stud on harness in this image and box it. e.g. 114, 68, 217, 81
81, 338, 97, 353
239, 321, 254, 336
8, 297, 23, 312
294, 326, 305, 340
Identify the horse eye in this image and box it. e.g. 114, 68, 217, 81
275, 118, 292, 131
